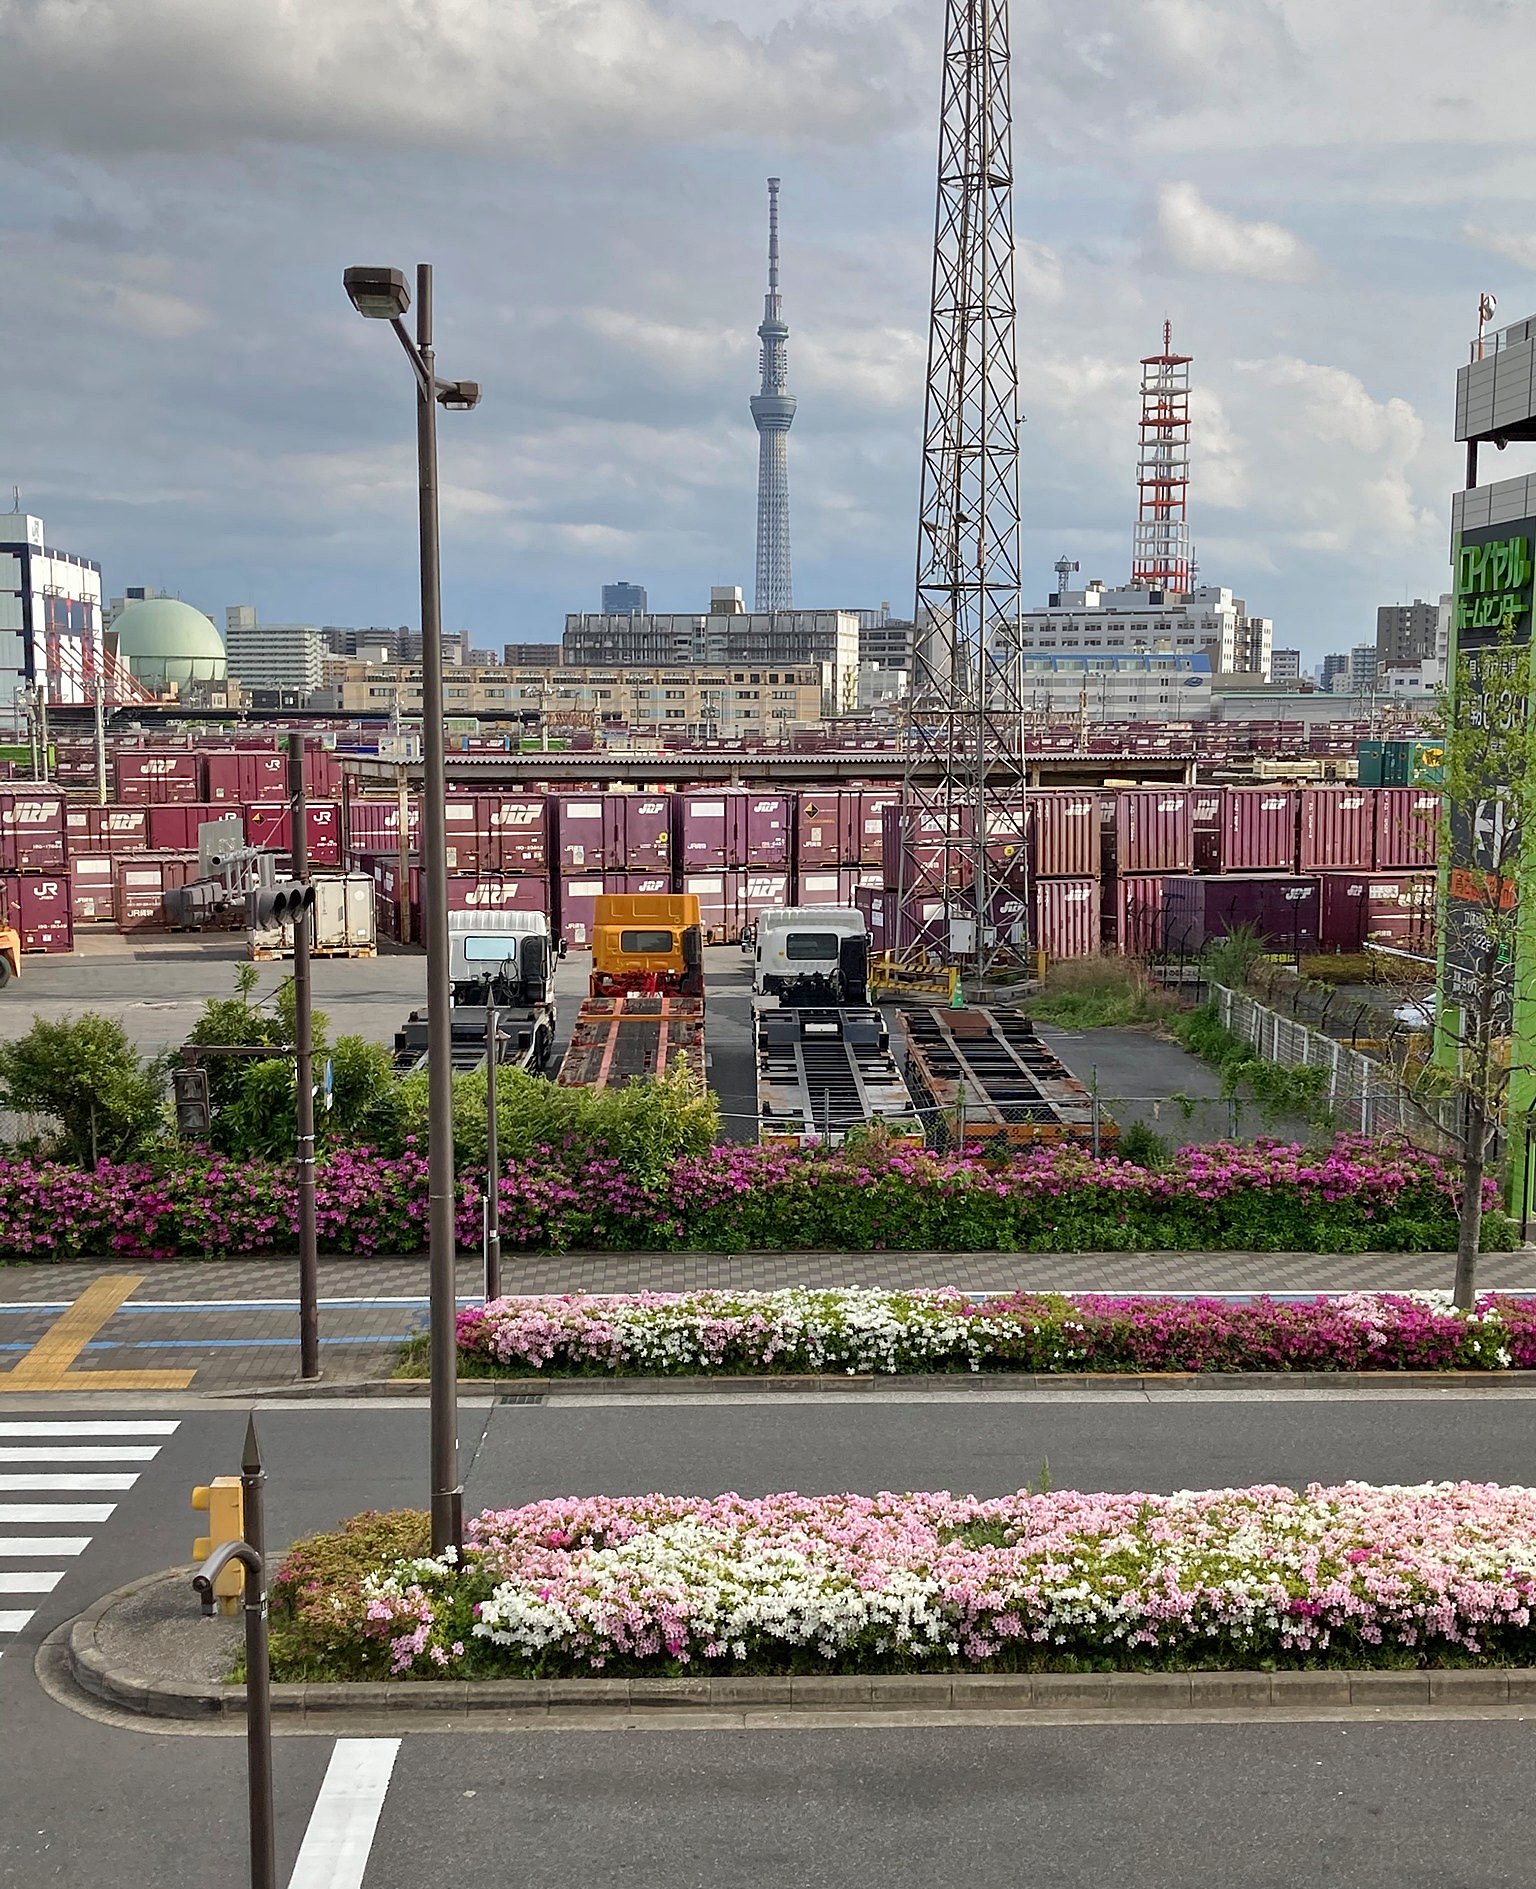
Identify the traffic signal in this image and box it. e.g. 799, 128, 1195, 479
172, 1064, 212, 1138
247, 882, 315, 930
191, 1476, 246, 1614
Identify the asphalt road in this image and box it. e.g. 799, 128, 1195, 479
5, 1396, 1536, 1887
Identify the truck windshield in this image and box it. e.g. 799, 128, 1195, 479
784, 932, 840, 960
461, 937, 515, 961
619, 929, 675, 954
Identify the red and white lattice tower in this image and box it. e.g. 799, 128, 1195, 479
1130, 321, 1192, 593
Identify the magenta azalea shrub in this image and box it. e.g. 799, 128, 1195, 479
0, 1134, 1494, 1261
270, 1481, 1536, 1680
451, 1289, 1536, 1377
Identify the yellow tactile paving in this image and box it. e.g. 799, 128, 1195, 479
0, 1275, 196, 1391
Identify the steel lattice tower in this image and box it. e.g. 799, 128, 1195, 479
899, 0, 1027, 971
751, 177, 796, 612
1130, 322, 1193, 592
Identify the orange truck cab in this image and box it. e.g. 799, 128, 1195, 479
588, 894, 704, 1001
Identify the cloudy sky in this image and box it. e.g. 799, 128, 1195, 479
2, 0, 1533, 661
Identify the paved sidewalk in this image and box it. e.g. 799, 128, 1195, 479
0, 1249, 1530, 1394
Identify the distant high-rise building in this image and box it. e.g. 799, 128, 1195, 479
1320, 651, 1350, 692
750, 177, 796, 612
1348, 643, 1379, 693
601, 581, 647, 615
225, 606, 325, 697
1269, 647, 1302, 685
503, 642, 562, 667
1375, 598, 1440, 667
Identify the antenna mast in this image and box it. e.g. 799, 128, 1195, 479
1130, 320, 1193, 592
899, 0, 1027, 975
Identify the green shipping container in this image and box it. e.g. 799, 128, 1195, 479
1356, 739, 1385, 787
1407, 738, 1444, 786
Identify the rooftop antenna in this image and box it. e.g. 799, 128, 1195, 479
1477, 291, 1498, 362
9, 486, 19, 514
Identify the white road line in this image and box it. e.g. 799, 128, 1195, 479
0, 1474, 139, 1492
0, 1504, 114, 1523
0, 1446, 161, 1462
287, 1739, 402, 1889
0, 1570, 63, 1593
0, 1609, 35, 1632
0, 1422, 179, 1437
0, 1538, 90, 1556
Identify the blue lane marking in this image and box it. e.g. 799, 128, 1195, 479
0, 1335, 416, 1352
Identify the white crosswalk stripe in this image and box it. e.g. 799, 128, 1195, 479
0, 1417, 178, 1661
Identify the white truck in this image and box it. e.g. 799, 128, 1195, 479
746, 905, 871, 1007
393, 911, 560, 1075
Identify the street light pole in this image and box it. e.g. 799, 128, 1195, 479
344, 261, 480, 1557
287, 729, 320, 1379
484, 998, 501, 1302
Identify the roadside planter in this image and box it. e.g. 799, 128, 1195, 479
267, 1481, 1536, 1683
447, 1289, 1533, 1379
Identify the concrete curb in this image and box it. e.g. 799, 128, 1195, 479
65, 1571, 1536, 1724
224, 1367, 1536, 1401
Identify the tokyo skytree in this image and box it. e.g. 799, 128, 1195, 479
750, 177, 796, 612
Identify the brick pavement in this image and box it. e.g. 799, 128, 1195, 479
0, 1248, 1532, 1392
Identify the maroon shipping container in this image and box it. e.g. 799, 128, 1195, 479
204, 750, 288, 804
855, 791, 900, 866
422, 873, 549, 919
612, 871, 673, 897
1375, 789, 1440, 871
65, 804, 149, 856
1365, 874, 1435, 950
69, 854, 116, 924
113, 854, 198, 932
881, 803, 973, 893
242, 803, 342, 868
146, 804, 229, 853
1030, 792, 1099, 878
111, 751, 205, 803
0, 874, 72, 952
1301, 787, 1376, 873
730, 795, 792, 868
1162, 874, 1321, 952
347, 796, 420, 854
555, 873, 612, 948
731, 868, 793, 937
478, 794, 550, 873
681, 870, 737, 941
674, 794, 733, 869
1191, 789, 1223, 875
796, 791, 857, 868
795, 868, 849, 907
1318, 873, 1370, 952
853, 885, 949, 955
1034, 877, 1100, 961
1114, 791, 1193, 874
607, 795, 671, 872
1220, 789, 1300, 873
553, 796, 605, 873
0, 790, 68, 873
1114, 875, 1166, 954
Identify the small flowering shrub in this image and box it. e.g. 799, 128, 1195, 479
269, 1481, 1536, 1681
448, 1289, 1535, 1379
0, 1134, 1499, 1262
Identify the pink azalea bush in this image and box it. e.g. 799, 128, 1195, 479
270, 1481, 1536, 1680
450, 1289, 1536, 1378
0, 1134, 1495, 1261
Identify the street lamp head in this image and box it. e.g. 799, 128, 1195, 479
437, 379, 481, 412
343, 265, 411, 321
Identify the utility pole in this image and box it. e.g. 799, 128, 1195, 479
287, 730, 320, 1379
484, 999, 501, 1301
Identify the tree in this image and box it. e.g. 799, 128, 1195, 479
0, 1015, 166, 1168
1427, 619, 1536, 1306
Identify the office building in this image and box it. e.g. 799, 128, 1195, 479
564, 588, 860, 714
1348, 643, 1379, 693
503, 643, 562, 667
1013, 578, 1272, 679
1320, 652, 1350, 692
860, 616, 916, 671
0, 514, 103, 709
328, 659, 829, 738
1269, 647, 1302, 685
600, 582, 647, 615
1005, 650, 1213, 721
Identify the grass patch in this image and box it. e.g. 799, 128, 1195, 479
1169, 1002, 1333, 1130
1026, 958, 1180, 1031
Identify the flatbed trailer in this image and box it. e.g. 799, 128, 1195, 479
754, 1004, 923, 1148
392, 1004, 554, 1076
898, 1006, 1115, 1152
557, 994, 706, 1092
